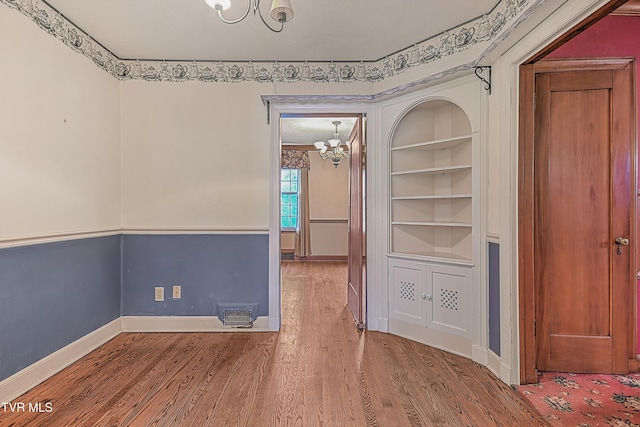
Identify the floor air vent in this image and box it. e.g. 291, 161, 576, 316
223, 309, 253, 328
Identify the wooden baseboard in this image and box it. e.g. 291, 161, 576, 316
629, 357, 640, 372
293, 255, 348, 261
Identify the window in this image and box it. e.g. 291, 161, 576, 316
281, 169, 299, 230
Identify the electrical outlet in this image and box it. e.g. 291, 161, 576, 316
172, 285, 181, 299
155, 287, 164, 302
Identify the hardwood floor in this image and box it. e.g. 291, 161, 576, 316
2, 261, 548, 426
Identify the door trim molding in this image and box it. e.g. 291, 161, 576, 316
518, 57, 636, 383
267, 103, 377, 332
518, 62, 537, 384
534, 57, 635, 72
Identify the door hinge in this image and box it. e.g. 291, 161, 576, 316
534, 319, 537, 337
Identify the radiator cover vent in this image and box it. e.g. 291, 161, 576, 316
223, 309, 253, 328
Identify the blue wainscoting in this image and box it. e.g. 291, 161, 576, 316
0, 236, 121, 382
121, 234, 269, 317
488, 242, 501, 356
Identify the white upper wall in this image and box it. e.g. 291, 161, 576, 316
309, 150, 349, 255
119, 69, 374, 231
120, 81, 271, 229
308, 151, 349, 220
0, 7, 121, 240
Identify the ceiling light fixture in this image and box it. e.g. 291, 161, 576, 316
204, 0, 294, 33
313, 121, 350, 168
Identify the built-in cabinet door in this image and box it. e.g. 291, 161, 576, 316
426, 264, 471, 337
389, 259, 427, 324
389, 258, 471, 338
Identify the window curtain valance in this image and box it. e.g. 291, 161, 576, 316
281, 149, 311, 170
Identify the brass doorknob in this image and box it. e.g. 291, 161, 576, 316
615, 237, 630, 246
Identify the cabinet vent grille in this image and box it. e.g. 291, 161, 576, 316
223, 309, 253, 328
440, 288, 459, 311
400, 281, 416, 301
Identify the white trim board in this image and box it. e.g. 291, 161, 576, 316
267, 103, 378, 333
121, 227, 269, 235
388, 318, 473, 360
0, 229, 122, 249
0, 227, 270, 249
486, 350, 511, 383
0, 318, 121, 403
121, 316, 270, 332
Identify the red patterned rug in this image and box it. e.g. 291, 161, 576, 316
514, 372, 640, 426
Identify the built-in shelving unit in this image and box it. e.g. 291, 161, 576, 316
390, 100, 473, 262
382, 78, 485, 365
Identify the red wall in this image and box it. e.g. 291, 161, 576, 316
546, 15, 640, 355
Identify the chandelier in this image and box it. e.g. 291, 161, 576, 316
204, 0, 294, 33
313, 121, 350, 168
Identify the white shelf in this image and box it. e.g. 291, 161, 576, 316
392, 221, 472, 228
391, 134, 472, 151
391, 165, 471, 176
391, 194, 472, 200
389, 98, 473, 262
388, 251, 474, 265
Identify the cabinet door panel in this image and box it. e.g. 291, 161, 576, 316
427, 265, 471, 337
389, 260, 426, 324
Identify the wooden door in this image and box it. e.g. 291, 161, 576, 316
534, 60, 634, 374
347, 116, 366, 330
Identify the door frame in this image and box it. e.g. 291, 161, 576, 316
267, 101, 375, 331
519, 53, 636, 382
516, 0, 630, 385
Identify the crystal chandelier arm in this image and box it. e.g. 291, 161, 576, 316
254, 0, 285, 33
216, 0, 252, 24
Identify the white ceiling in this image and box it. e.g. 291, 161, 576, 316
44, 0, 498, 62
281, 117, 358, 146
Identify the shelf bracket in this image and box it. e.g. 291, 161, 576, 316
474, 66, 491, 94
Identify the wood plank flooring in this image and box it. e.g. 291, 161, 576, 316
2, 261, 548, 426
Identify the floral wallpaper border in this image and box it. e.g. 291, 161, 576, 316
2, 0, 535, 83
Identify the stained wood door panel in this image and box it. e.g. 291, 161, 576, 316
550, 335, 614, 373
546, 88, 611, 338
547, 69, 613, 89
347, 116, 366, 329
533, 60, 634, 375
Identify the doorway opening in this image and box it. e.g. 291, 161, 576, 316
277, 113, 366, 330
518, 0, 639, 383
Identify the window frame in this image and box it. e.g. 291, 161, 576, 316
280, 168, 300, 232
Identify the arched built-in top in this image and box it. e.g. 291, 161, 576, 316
390, 99, 474, 262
